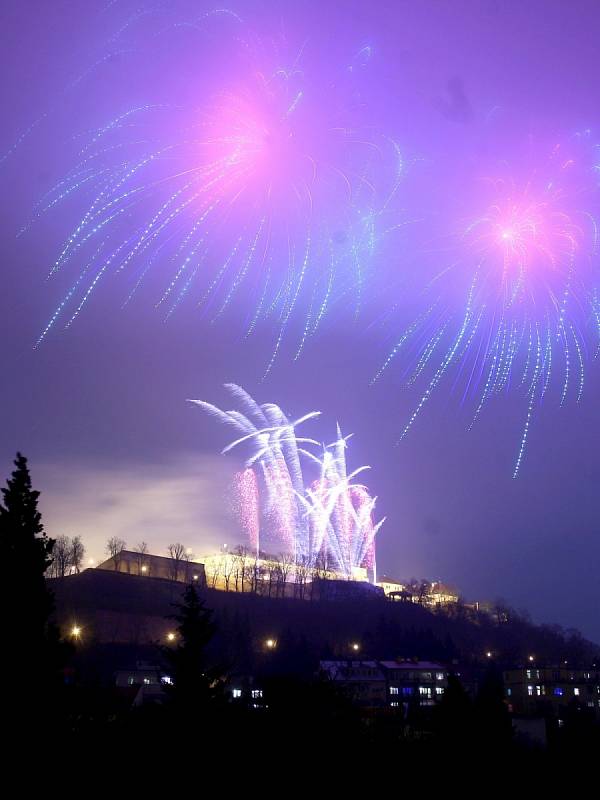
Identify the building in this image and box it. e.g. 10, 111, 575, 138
97, 549, 206, 584
93, 545, 377, 599
377, 577, 460, 608
504, 665, 600, 720
114, 661, 173, 706
319, 659, 448, 710
376, 577, 407, 597
379, 660, 448, 707
202, 550, 369, 595
426, 581, 459, 607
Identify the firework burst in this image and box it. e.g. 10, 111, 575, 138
190, 384, 384, 579
30, 11, 403, 372
375, 135, 600, 476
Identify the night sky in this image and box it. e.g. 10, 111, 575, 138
1, 1, 599, 641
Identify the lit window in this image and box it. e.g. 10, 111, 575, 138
161, 675, 173, 685
558, 719, 564, 728
251, 689, 263, 699
554, 687, 563, 696
506, 688, 512, 696
390, 701, 399, 707
232, 688, 242, 699
390, 686, 399, 695
127, 676, 135, 686
527, 685, 534, 696
435, 687, 444, 695
436, 672, 444, 681
574, 687, 580, 696
402, 687, 413, 696
535, 685, 545, 696
419, 687, 432, 696
143, 677, 151, 685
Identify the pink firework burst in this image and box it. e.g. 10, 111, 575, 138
376, 135, 600, 476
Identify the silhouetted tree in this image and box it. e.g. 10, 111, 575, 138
434, 673, 473, 745
167, 542, 188, 581
48, 534, 86, 577
474, 665, 513, 749
106, 536, 126, 571
161, 583, 222, 717
134, 541, 148, 574
50, 535, 72, 578
0, 453, 67, 724
278, 552, 294, 597
70, 535, 85, 573
222, 551, 234, 591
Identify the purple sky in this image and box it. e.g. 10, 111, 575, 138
1, 0, 600, 640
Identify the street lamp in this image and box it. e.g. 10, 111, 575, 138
167, 632, 176, 642
71, 625, 82, 638
265, 638, 276, 650
486, 651, 493, 659
528, 655, 535, 662
351, 642, 360, 653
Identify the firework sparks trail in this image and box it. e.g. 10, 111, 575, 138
232, 468, 260, 557
190, 384, 384, 579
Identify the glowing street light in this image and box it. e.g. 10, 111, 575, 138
528, 655, 535, 662
166, 632, 176, 643
71, 625, 82, 638
265, 638, 276, 650
141, 565, 148, 574
486, 651, 493, 659
351, 642, 360, 653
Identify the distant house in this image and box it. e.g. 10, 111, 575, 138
97, 549, 206, 585
319, 658, 448, 710
377, 577, 460, 607
378, 660, 448, 707
504, 665, 600, 720
426, 581, 459, 607
114, 661, 173, 706
376, 577, 406, 597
